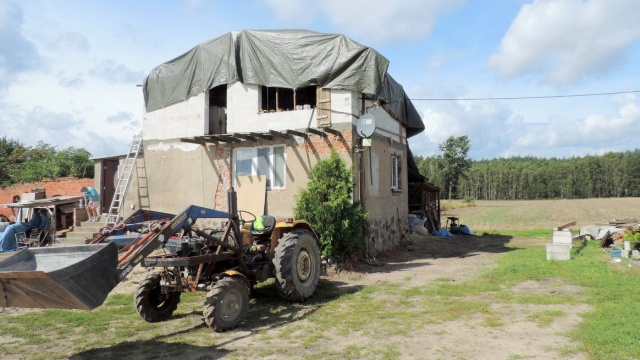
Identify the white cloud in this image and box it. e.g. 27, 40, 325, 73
488, 0, 640, 87
409, 87, 640, 159
0, 1, 43, 91
264, 0, 465, 44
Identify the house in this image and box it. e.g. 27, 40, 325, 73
96, 30, 432, 256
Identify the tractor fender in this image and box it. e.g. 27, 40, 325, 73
269, 221, 320, 259
219, 270, 251, 291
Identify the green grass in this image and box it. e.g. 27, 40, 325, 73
482, 229, 552, 238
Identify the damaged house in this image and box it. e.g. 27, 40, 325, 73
97, 30, 433, 256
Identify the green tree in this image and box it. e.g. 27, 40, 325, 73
294, 151, 368, 262
53, 147, 94, 178
439, 135, 471, 200
0, 136, 24, 187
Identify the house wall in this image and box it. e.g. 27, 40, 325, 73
143, 93, 208, 140
137, 83, 409, 256
357, 134, 408, 256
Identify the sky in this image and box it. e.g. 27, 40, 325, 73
1, 0, 639, 160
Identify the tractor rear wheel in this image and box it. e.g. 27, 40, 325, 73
203, 277, 250, 332
134, 273, 181, 322
274, 229, 321, 301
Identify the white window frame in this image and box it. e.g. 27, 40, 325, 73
233, 145, 286, 190
391, 155, 399, 191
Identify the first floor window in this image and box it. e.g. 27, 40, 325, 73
233, 145, 286, 189
391, 156, 399, 190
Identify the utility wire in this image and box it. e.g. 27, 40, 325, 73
409, 90, 640, 101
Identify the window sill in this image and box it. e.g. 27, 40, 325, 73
391, 188, 403, 194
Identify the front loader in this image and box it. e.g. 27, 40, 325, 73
0, 190, 322, 332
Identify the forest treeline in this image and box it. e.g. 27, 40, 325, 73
415, 149, 640, 200
0, 136, 94, 188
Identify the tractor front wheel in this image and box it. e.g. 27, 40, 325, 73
203, 277, 250, 332
274, 229, 321, 301
134, 273, 181, 322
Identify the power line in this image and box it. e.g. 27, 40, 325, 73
409, 90, 640, 101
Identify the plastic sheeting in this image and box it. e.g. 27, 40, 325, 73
143, 29, 424, 138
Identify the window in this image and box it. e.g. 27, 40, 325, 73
391, 156, 399, 191
233, 146, 286, 189
260, 86, 316, 112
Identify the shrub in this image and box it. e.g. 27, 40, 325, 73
294, 151, 368, 261
623, 230, 640, 249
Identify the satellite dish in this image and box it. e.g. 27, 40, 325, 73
356, 114, 376, 138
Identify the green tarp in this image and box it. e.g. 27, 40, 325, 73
143, 29, 424, 137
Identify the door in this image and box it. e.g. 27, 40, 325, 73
100, 159, 120, 214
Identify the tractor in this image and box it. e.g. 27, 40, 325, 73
0, 189, 322, 332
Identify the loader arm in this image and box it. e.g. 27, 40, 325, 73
114, 205, 233, 281
0, 205, 233, 310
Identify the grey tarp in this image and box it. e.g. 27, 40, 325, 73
143, 29, 424, 138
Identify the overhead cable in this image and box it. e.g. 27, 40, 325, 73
409, 90, 640, 101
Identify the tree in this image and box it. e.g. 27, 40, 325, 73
294, 151, 368, 262
53, 147, 94, 178
0, 137, 94, 187
439, 135, 471, 200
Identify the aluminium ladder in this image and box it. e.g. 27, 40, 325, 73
104, 132, 142, 227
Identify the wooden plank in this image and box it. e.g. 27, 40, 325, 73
286, 129, 308, 138
250, 132, 273, 140
307, 128, 327, 137
554, 221, 576, 231
235, 175, 267, 217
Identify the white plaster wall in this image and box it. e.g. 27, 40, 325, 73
143, 93, 208, 140
331, 89, 360, 125
227, 82, 318, 132
363, 101, 405, 144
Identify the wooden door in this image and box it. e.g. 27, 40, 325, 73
100, 159, 119, 214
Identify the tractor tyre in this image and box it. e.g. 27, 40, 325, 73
273, 229, 321, 301
203, 277, 250, 332
134, 273, 181, 323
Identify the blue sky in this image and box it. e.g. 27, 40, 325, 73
1, 0, 639, 160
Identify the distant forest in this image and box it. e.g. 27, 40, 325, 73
0, 137, 94, 188
415, 149, 640, 200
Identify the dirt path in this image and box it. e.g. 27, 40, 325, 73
308, 235, 588, 360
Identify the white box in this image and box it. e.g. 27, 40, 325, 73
552, 229, 573, 244
546, 243, 572, 260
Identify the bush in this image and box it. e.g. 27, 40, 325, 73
294, 151, 368, 261
623, 230, 640, 249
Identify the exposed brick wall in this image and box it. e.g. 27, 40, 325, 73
297, 129, 353, 156
0, 177, 93, 218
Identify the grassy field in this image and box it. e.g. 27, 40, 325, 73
442, 197, 640, 232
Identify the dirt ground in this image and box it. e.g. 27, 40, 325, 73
315, 235, 588, 360
1, 235, 589, 359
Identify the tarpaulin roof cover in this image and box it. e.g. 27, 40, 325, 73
143, 29, 424, 137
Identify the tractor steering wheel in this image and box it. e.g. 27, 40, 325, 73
237, 210, 256, 224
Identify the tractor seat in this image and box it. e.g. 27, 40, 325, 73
251, 215, 276, 236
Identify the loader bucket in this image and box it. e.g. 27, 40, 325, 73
0, 243, 119, 310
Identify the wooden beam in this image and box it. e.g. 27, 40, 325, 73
180, 138, 203, 145
554, 221, 576, 231
250, 132, 273, 140
322, 127, 342, 136
211, 134, 240, 143
233, 133, 257, 142
307, 128, 327, 137
286, 129, 308, 138
195, 136, 218, 145
269, 130, 290, 138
